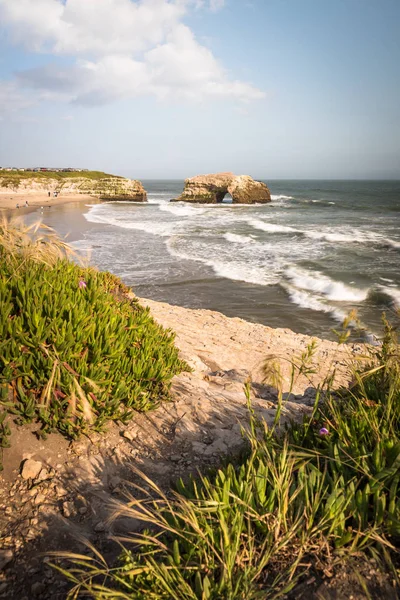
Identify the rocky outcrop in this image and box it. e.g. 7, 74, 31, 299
174, 172, 271, 204
0, 175, 147, 202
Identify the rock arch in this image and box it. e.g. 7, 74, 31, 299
173, 172, 271, 204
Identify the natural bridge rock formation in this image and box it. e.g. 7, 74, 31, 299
173, 172, 271, 204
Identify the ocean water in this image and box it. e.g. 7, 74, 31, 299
73, 180, 400, 340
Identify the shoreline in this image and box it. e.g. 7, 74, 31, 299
0, 192, 95, 214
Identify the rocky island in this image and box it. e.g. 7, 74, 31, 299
0, 170, 147, 202
173, 172, 271, 204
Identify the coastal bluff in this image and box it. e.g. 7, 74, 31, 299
173, 172, 271, 204
0, 171, 147, 202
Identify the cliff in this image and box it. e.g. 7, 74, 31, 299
174, 172, 271, 204
0, 171, 147, 202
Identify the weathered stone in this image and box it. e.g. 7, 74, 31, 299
21, 459, 42, 480
174, 172, 271, 204
62, 501, 77, 518
36, 468, 51, 482
0, 550, 13, 570
121, 429, 137, 441
34, 493, 46, 506
55, 486, 68, 497
94, 521, 106, 532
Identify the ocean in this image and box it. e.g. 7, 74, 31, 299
72, 180, 400, 340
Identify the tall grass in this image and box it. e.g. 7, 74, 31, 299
55, 318, 400, 599
0, 219, 187, 463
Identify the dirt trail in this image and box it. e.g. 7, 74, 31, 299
0, 300, 364, 599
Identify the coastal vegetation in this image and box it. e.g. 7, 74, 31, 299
56, 317, 400, 599
0, 219, 186, 464
0, 171, 122, 188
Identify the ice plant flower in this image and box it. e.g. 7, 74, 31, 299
319, 427, 329, 436
79, 280, 87, 289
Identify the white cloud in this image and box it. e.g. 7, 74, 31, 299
0, 81, 34, 113
0, 0, 264, 112
192, 0, 225, 11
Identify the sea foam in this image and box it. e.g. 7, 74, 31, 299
285, 266, 369, 302
224, 232, 255, 244
284, 285, 346, 322
271, 194, 294, 201
247, 219, 299, 234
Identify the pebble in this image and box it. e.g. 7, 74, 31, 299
34, 493, 46, 506
62, 501, 76, 518
31, 582, 46, 596
0, 550, 13, 570
21, 459, 42, 481
109, 476, 122, 490
37, 468, 50, 482
121, 430, 136, 441
94, 521, 106, 532
55, 486, 68, 498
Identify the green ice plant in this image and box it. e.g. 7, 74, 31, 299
53, 315, 400, 599
0, 218, 187, 466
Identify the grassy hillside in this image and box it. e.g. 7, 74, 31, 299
0, 219, 186, 461
59, 318, 400, 599
0, 171, 123, 187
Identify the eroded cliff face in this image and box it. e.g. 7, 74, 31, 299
0, 176, 147, 202
174, 172, 271, 204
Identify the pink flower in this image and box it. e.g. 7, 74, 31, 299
319, 427, 329, 436
79, 280, 87, 289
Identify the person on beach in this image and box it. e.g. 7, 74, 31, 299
48, 191, 51, 197
25, 200, 29, 207
16, 203, 19, 209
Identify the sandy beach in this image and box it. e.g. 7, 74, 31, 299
0, 192, 94, 213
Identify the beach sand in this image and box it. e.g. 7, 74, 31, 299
0, 192, 94, 213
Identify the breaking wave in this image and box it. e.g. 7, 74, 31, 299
285, 266, 369, 302
247, 219, 299, 234
271, 194, 295, 201
224, 233, 255, 244
283, 285, 346, 323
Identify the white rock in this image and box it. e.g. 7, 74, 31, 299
21, 459, 42, 480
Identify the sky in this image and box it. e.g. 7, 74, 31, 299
0, 0, 399, 179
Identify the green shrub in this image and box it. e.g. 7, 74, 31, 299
55, 320, 400, 599
0, 219, 187, 454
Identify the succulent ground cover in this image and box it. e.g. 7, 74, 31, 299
0, 219, 187, 464
57, 318, 400, 599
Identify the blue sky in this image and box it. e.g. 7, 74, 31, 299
0, 0, 399, 179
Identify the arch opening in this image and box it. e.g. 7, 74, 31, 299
216, 190, 233, 204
